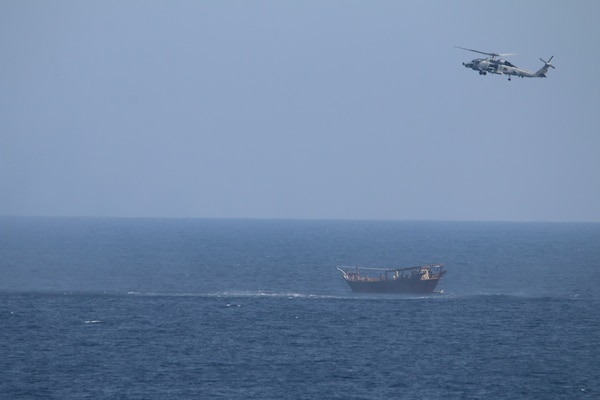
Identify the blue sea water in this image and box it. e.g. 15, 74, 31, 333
1, 217, 599, 399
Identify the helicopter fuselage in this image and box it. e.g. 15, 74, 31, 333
463, 58, 539, 79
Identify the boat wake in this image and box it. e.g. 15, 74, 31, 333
124, 290, 348, 300
123, 290, 443, 300
205, 291, 347, 299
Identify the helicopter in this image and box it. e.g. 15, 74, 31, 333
455, 46, 554, 81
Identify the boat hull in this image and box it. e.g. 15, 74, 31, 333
343, 277, 441, 294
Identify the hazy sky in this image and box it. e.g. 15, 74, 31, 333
2, 1, 599, 222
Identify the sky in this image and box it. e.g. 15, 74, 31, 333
1, 1, 599, 222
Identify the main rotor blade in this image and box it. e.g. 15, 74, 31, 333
454, 46, 498, 57
454, 46, 515, 58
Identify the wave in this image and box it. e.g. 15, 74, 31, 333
434, 291, 590, 302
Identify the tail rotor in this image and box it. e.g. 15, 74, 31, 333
540, 56, 555, 69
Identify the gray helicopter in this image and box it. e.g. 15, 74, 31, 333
456, 46, 554, 81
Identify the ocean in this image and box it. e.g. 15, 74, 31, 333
1, 217, 599, 399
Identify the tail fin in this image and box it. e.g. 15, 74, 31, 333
535, 56, 555, 77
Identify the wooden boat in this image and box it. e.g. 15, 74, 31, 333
337, 264, 445, 294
